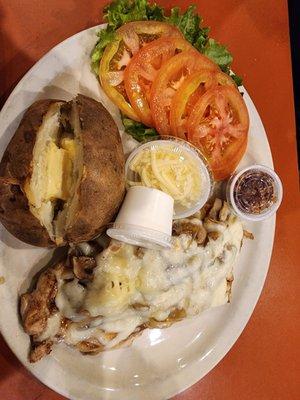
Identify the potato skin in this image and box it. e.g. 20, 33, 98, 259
0, 95, 125, 246
65, 95, 125, 243
0, 100, 57, 247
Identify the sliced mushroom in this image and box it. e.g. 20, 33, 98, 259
29, 339, 53, 363
204, 217, 226, 233
208, 198, 223, 220
55, 317, 71, 341
54, 261, 74, 280
195, 202, 213, 221
76, 337, 105, 355
145, 318, 174, 329
208, 231, 220, 241
113, 328, 144, 350
76, 331, 118, 354
219, 201, 230, 222
146, 308, 186, 328
196, 224, 207, 245
72, 256, 96, 280
173, 220, 199, 237
173, 219, 207, 246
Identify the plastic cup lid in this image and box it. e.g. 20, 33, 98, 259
106, 223, 172, 250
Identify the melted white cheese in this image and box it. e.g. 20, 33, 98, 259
37, 312, 61, 342
54, 215, 243, 350
55, 279, 85, 319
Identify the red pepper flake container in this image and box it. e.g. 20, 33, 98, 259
226, 165, 283, 221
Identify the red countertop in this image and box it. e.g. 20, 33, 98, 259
0, 1, 299, 399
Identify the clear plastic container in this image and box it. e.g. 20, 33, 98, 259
125, 137, 213, 219
226, 165, 283, 221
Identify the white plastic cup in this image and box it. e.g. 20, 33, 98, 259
106, 186, 174, 249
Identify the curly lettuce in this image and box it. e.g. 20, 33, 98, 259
91, 0, 165, 73
91, 0, 243, 141
121, 115, 159, 142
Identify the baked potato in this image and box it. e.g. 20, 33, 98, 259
0, 94, 125, 247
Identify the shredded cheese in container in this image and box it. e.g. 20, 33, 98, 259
127, 144, 202, 208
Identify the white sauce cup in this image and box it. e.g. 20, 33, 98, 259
106, 186, 174, 249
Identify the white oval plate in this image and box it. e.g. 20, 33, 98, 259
0, 26, 275, 400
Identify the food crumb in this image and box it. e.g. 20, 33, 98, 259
0, 276, 5, 285
243, 230, 254, 240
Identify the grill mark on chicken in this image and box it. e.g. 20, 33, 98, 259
20, 269, 58, 336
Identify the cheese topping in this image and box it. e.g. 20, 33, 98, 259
43, 214, 243, 350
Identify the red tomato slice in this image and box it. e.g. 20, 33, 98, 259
169, 70, 237, 139
212, 71, 237, 87
187, 86, 249, 181
169, 70, 215, 139
124, 37, 192, 126
150, 49, 219, 135
99, 21, 182, 121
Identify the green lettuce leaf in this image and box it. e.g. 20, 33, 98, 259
104, 0, 165, 28
203, 38, 233, 73
193, 26, 210, 52
146, 2, 165, 20
104, 0, 148, 29
167, 5, 207, 47
91, 27, 116, 74
121, 115, 159, 142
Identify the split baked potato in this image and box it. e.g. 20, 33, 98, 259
0, 94, 125, 247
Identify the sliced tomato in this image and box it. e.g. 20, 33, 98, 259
169, 70, 215, 139
187, 86, 249, 181
99, 21, 182, 121
212, 71, 237, 87
124, 37, 192, 127
150, 49, 219, 135
169, 70, 237, 139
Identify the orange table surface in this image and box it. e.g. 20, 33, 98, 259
0, 1, 299, 399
